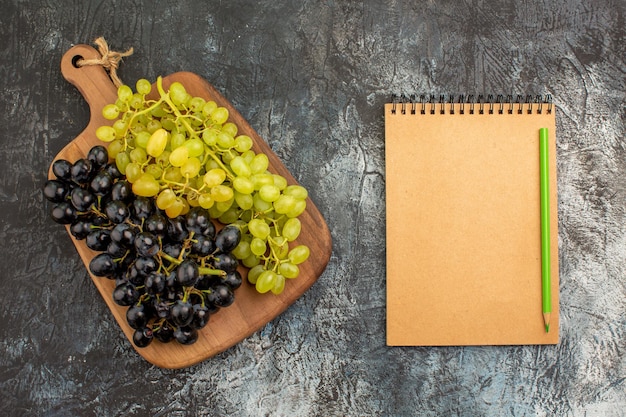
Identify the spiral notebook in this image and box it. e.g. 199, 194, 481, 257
385, 94, 559, 346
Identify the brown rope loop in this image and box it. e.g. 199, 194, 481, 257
76, 37, 133, 87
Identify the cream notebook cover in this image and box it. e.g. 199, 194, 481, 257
385, 95, 559, 346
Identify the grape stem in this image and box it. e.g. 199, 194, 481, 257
160, 251, 181, 265
160, 251, 225, 276
118, 97, 167, 151
188, 287, 208, 306
151, 317, 166, 332
198, 267, 226, 276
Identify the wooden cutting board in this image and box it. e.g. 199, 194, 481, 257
49, 44, 332, 369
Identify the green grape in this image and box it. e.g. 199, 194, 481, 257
170, 131, 186, 150
181, 94, 192, 109
218, 208, 238, 224
282, 218, 301, 242
258, 184, 281, 202
221, 150, 236, 164
188, 96, 206, 112
156, 150, 171, 165
230, 156, 252, 177
248, 218, 270, 239
129, 93, 144, 110
136, 114, 149, 126
96, 126, 116, 142
211, 107, 229, 124
274, 194, 297, 214
255, 270, 277, 293
107, 139, 124, 158
117, 84, 133, 103
169, 146, 189, 167
190, 113, 205, 127
186, 192, 200, 207
115, 151, 130, 174
146, 119, 162, 133
232, 240, 251, 259
232, 219, 248, 231
145, 163, 162, 179
216, 198, 234, 213
287, 199, 307, 218
163, 166, 182, 182
284, 184, 309, 200
202, 100, 217, 117
180, 157, 201, 178
253, 193, 273, 212
129, 147, 148, 164
184, 138, 205, 157
252, 173, 274, 190
216, 132, 235, 149
180, 199, 191, 216
198, 193, 214, 209
169, 82, 188, 106
135, 131, 151, 149
151, 105, 166, 118
234, 135, 253, 152
136, 78, 152, 95
238, 209, 253, 223
102, 104, 120, 120
112, 119, 128, 137
165, 197, 185, 217
210, 185, 234, 202
156, 188, 176, 209
146, 128, 168, 157
271, 236, 289, 259
161, 115, 176, 131
125, 162, 143, 183
247, 265, 265, 284
233, 177, 255, 194
288, 245, 310, 265
132, 173, 160, 197
241, 149, 256, 164
204, 158, 220, 171
250, 237, 267, 256
242, 254, 260, 268
271, 274, 286, 295
234, 191, 254, 210
202, 129, 218, 146
222, 122, 238, 137
192, 176, 205, 190
279, 262, 300, 279
272, 174, 288, 190
208, 205, 223, 219
203, 169, 226, 187
130, 119, 146, 134
250, 153, 269, 174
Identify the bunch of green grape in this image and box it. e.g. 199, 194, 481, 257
95, 77, 310, 295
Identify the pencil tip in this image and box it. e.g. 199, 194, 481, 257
543, 313, 551, 333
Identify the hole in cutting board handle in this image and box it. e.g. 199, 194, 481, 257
71, 55, 84, 68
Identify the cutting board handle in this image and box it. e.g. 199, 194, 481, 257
57, 45, 120, 159
61, 44, 119, 134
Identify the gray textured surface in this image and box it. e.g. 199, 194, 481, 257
1, 0, 625, 416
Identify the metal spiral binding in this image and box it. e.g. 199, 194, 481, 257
390, 94, 553, 115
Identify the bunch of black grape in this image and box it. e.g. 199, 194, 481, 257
43, 145, 243, 348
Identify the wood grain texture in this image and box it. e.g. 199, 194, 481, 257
49, 44, 332, 369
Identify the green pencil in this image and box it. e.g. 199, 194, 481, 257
539, 127, 551, 332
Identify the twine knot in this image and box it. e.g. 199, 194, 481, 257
77, 37, 133, 87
